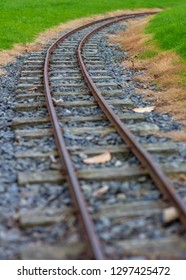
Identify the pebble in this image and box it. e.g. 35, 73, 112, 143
99, 232, 111, 241
116, 193, 127, 200
81, 184, 92, 198
0, 185, 5, 193
114, 160, 123, 167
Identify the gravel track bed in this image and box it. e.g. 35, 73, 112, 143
15, 137, 56, 152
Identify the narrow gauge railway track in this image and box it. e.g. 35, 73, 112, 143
12, 12, 186, 259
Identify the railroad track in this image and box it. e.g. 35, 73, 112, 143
12, 12, 186, 259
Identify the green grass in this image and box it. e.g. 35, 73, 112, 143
0, 0, 186, 60
146, 4, 186, 59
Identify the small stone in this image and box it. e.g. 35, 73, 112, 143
67, 233, 79, 245
106, 197, 116, 204
162, 114, 169, 121
149, 136, 158, 143
111, 226, 122, 235
79, 153, 87, 159
81, 184, 91, 198
116, 193, 126, 200
99, 232, 111, 241
115, 160, 122, 167
0, 185, 5, 193
86, 136, 94, 140
65, 109, 71, 114
120, 182, 130, 191
139, 233, 146, 240
99, 217, 111, 228
137, 176, 147, 183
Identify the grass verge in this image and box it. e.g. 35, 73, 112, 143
147, 5, 186, 60
109, 15, 186, 141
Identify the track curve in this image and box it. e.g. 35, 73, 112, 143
42, 12, 186, 259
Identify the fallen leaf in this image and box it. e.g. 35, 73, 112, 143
28, 86, 38, 91
52, 97, 64, 105
133, 106, 155, 113
163, 207, 179, 224
83, 151, 111, 164
93, 185, 109, 197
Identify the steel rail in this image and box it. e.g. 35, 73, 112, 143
43, 12, 161, 260
77, 17, 186, 228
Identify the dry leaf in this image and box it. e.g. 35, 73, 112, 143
83, 151, 111, 164
133, 106, 155, 113
28, 86, 38, 91
52, 97, 64, 105
93, 185, 109, 197
163, 207, 179, 224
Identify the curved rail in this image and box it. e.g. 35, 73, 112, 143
43, 12, 162, 259
77, 17, 186, 228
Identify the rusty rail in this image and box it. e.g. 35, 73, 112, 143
77, 16, 186, 228
43, 12, 138, 260
43, 12, 182, 260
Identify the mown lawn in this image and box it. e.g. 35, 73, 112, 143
147, 4, 186, 60
0, 0, 185, 60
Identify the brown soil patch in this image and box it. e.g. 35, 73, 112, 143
109, 15, 186, 141
0, 8, 160, 72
